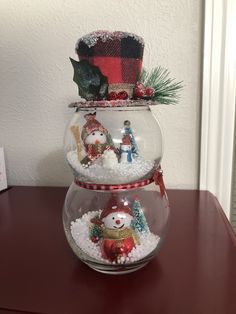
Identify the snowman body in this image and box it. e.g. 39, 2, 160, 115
120, 143, 133, 163
80, 113, 116, 165
102, 150, 118, 169
101, 210, 138, 262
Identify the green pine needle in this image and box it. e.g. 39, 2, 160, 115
141, 67, 183, 104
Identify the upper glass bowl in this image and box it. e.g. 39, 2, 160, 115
64, 102, 163, 185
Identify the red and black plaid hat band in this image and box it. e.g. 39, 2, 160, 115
79, 56, 142, 85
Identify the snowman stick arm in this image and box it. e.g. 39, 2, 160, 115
133, 230, 140, 245
70, 125, 82, 159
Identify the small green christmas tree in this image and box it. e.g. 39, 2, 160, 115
123, 120, 139, 158
131, 199, 150, 233
89, 215, 102, 243
107, 133, 115, 148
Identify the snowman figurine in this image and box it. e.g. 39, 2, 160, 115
120, 135, 133, 163
80, 113, 116, 166
100, 200, 139, 262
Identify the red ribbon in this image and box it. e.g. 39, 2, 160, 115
74, 167, 167, 196
153, 168, 166, 197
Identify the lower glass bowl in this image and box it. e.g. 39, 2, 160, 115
62, 181, 169, 274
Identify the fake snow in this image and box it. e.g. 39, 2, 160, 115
70, 210, 160, 265
67, 150, 154, 184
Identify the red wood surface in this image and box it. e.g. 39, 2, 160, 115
0, 187, 236, 314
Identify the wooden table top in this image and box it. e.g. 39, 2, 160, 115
0, 187, 236, 314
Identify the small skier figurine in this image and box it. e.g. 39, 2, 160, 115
80, 113, 116, 166
99, 198, 140, 262
123, 120, 139, 158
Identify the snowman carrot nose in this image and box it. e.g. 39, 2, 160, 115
115, 219, 121, 225
95, 140, 100, 144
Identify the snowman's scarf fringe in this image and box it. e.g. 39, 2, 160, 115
102, 227, 135, 240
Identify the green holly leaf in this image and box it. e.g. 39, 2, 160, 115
70, 58, 108, 101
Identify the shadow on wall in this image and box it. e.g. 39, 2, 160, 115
36, 149, 73, 187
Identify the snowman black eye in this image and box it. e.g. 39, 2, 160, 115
92, 132, 95, 136
100, 133, 103, 136
112, 217, 115, 220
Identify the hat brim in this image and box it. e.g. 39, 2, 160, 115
69, 99, 156, 109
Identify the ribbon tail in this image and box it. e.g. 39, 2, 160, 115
154, 167, 168, 200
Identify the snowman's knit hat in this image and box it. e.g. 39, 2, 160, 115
100, 198, 133, 220
122, 135, 131, 145
81, 113, 108, 141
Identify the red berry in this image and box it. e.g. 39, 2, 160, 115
107, 91, 118, 100
134, 82, 145, 98
145, 87, 154, 97
117, 91, 128, 100
136, 82, 145, 89
134, 88, 145, 98
91, 235, 98, 243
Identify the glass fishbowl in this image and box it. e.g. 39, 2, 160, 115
62, 179, 169, 274
64, 101, 163, 185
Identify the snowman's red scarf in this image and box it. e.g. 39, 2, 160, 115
85, 143, 110, 159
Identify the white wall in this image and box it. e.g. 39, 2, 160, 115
0, 0, 203, 188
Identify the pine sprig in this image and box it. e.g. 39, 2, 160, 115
141, 67, 183, 104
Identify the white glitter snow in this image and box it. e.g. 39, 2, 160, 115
102, 150, 118, 169
71, 210, 109, 263
70, 211, 160, 265
67, 150, 154, 184
76, 30, 144, 49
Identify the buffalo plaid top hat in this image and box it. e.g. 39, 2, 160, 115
72, 30, 144, 100
70, 30, 182, 106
